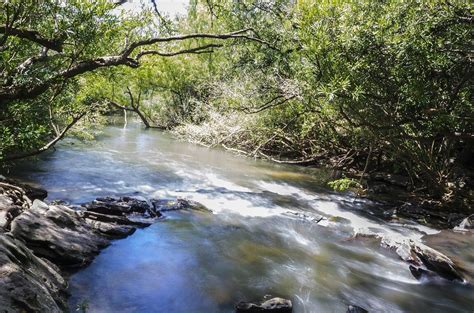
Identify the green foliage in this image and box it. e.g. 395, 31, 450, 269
167, 0, 473, 201
328, 178, 362, 192
0, 0, 155, 158
1, 0, 472, 205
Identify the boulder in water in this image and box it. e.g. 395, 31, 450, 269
84, 196, 154, 216
347, 305, 368, 313
235, 297, 292, 313
85, 219, 136, 238
454, 214, 474, 231
409, 265, 438, 281
396, 241, 464, 282
151, 198, 210, 213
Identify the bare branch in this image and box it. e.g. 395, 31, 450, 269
136, 43, 222, 59
121, 28, 262, 56
241, 95, 296, 114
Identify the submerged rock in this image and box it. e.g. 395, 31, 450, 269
347, 305, 368, 313
0, 233, 67, 312
235, 297, 292, 313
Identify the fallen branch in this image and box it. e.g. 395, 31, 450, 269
258, 151, 322, 165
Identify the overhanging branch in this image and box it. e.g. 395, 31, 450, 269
0, 25, 63, 52
0, 29, 264, 107
136, 43, 223, 59
1, 111, 87, 162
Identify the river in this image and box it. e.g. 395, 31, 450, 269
6, 123, 474, 313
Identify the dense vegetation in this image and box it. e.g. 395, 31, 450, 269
1, 1, 472, 211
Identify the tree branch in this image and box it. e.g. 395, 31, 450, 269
0, 29, 262, 107
1, 111, 87, 162
121, 28, 266, 55
136, 43, 222, 59
0, 25, 63, 52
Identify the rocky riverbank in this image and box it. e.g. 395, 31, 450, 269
0, 178, 471, 312
0, 178, 204, 312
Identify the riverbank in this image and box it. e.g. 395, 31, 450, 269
0, 177, 205, 312
1, 176, 472, 312
172, 123, 473, 230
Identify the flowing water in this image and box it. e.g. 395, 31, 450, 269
7, 124, 474, 313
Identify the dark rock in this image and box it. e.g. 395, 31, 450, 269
369, 183, 389, 194
80, 210, 153, 227
396, 241, 464, 282
236, 297, 292, 313
0, 233, 67, 312
409, 265, 438, 280
85, 219, 136, 238
22, 184, 48, 201
151, 198, 209, 212
455, 214, 474, 231
85, 196, 153, 216
0, 177, 48, 201
412, 244, 464, 281
347, 305, 368, 313
10, 200, 109, 267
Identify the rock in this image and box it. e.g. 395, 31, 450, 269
85, 219, 136, 238
396, 240, 464, 282
80, 210, 153, 227
84, 196, 154, 216
151, 198, 209, 213
0, 177, 47, 201
411, 243, 464, 281
0, 194, 23, 230
10, 199, 110, 267
409, 265, 438, 280
347, 305, 368, 313
368, 183, 389, 194
236, 297, 292, 313
0, 233, 67, 312
454, 214, 474, 231
22, 184, 48, 201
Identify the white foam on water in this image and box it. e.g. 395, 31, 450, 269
257, 181, 314, 201
151, 188, 289, 217
254, 181, 441, 258
204, 173, 253, 193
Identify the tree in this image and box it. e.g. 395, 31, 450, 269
0, 0, 262, 160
